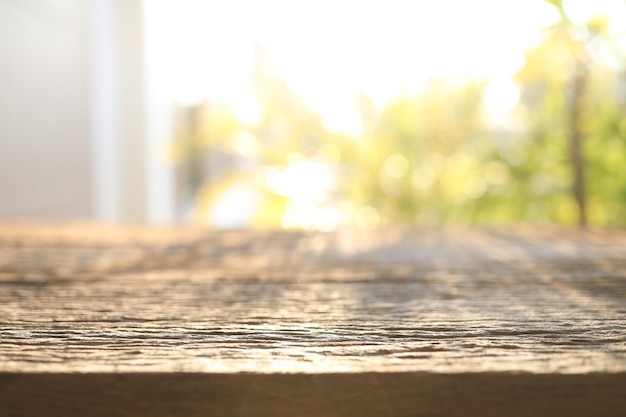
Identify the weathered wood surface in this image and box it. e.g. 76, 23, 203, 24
0, 223, 625, 416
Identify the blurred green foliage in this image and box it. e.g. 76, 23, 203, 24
177, 1, 626, 229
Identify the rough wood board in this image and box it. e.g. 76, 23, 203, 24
0, 224, 625, 415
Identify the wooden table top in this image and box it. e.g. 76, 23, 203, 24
1, 223, 625, 416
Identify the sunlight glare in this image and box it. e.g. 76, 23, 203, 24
319, 105, 364, 137
209, 183, 260, 228
146, 0, 562, 124
231, 96, 263, 127
483, 78, 521, 126
266, 161, 332, 204
562, 0, 611, 27
229, 130, 261, 158
148, 0, 255, 106
282, 202, 316, 229
313, 207, 340, 232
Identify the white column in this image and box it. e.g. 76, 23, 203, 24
89, 0, 120, 221
90, 0, 172, 223
143, 0, 175, 224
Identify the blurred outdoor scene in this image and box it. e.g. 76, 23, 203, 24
1, 0, 626, 231
167, 0, 626, 230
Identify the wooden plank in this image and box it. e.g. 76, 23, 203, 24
0, 224, 625, 415
1, 373, 626, 417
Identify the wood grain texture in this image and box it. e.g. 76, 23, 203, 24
0, 223, 625, 415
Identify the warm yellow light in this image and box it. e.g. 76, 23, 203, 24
411, 168, 435, 192
228, 130, 261, 158
384, 154, 410, 179
316, 144, 341, 166
465, 176, 487, 199
354, 206, 380, 231
484, 161, 510, 186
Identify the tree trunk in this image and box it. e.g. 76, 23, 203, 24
569, 62, 588, 228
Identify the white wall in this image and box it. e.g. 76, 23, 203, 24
0, 0, 91, 218
0, 0, 174, 222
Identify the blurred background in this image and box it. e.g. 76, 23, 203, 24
1, 0, 625, 230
